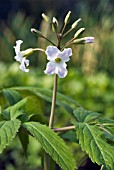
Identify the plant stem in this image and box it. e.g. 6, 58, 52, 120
49, 74, 58, 128
53, 126, 75, 132
44, 152, 49, 170
77, 155, 88, 169
63, 27, 73, 37
61, 37, 76, 50
61, 23, 66, 36
33, 48, 45, 53
100, 165, 104, 170
42, 36, 56, 46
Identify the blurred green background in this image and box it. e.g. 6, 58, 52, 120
0, 0, 114, 169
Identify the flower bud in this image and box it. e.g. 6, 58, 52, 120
74, 28, 85, 38
71, 18, 81, 29
73, 37, 94, 44
42, 13, 50, 23
52, 17, 58, 32
64, 11, 71, 25
21, 48, 34, 57
31, 28, 43, 37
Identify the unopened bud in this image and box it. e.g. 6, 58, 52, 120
74, 28, 85, 38
64, 11, 71, 25
52, 17, 58, 32
22, 48, 34, 57
42, 13, 50, 23
73, 37, 94, 44
31, 28, 43, 37
71, 18, 81, 29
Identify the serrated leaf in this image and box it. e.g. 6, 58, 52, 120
96, 118, 114, 143
3, 89, 22, 105
2, 89, 44, 116
96, 117, 114, 126
10, 86, 80, 114
0, 119, 21, 153
72, 121, 114, 170
23, 122, 76, 170
2, 97, 28, 120
73, 107, 101, 123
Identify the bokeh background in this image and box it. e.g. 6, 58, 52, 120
0, 0, 114, 169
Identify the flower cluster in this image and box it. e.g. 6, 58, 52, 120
14, 11, 94, 78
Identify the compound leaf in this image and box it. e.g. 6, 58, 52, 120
23, 121, 76, 170
0, 119, 21, 153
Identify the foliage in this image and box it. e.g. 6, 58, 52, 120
0, 87, 114, 169
72, 108, 114, 170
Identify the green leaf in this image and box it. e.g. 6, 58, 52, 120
3, 89, 22, 105
72, 121, 114, 170
96, 118, 114, 143
2, 97, 28, 120
73, 107, 101, 123
0, 119, 21, 153
10, 86, 80, 114
18, 126, 29, 157
23, 122, 76, 170
72, 108, 114, 169
29, 114, 48, 124
61, 130, 78, 143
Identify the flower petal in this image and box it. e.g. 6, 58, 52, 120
14, 40, 23, 62
55, 62, 67, 78
14, 54, 22, 62
55, 66, 67, 78
44, 61, 56, 75
14, 40, 23, 55
59, 48, 72, 62
19, 58, 29, 72
45, 46, 60, 60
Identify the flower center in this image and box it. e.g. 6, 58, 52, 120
55, 57, 61, 63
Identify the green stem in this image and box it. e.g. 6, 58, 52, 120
63, 27, 73, 37
42, 36, 56, 46
44, 152, 49, 170
61, 23, 66, 36
100, 165, 104, 170
33, 48, 45, 53
77, 155, 88, 168
53, 126, 75, 132
61, 37, 76, 50
49, 74, 58, 128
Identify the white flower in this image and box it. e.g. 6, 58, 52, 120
20, 57, 29, 72
44, 46, 72, 78
14, 40, 23, 62
14, 40, 30, 72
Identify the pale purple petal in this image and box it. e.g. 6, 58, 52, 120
59, 48, 72, 62
84, 37, 94, 43
44, 61, 56, 75
19, 58, 29, 72
55, 66, 67, 78
45, 46, 60, 60
14, 54, 22, 62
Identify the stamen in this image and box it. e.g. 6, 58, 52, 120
55, 57, 61, 63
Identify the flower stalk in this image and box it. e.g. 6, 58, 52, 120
53, 125, 75, 132
49, 74, 58, 128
